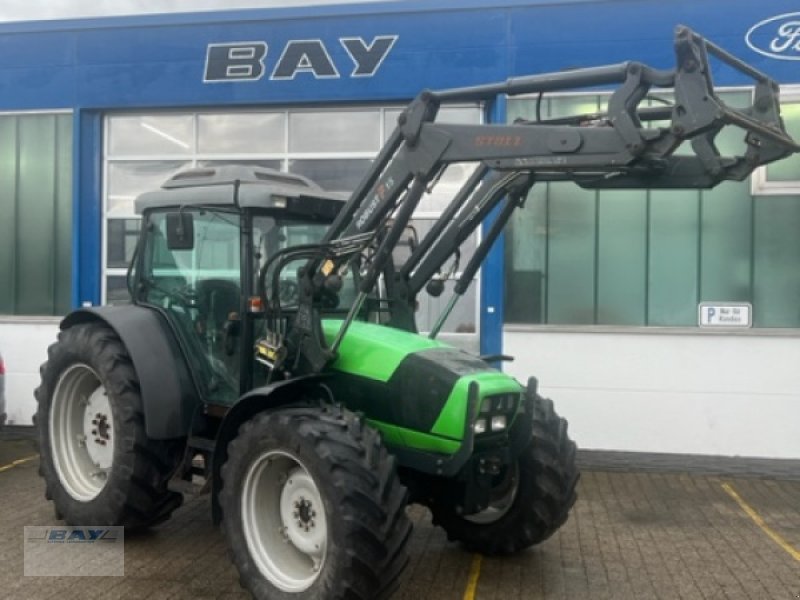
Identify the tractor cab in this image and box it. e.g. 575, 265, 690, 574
131, 165, 345, 405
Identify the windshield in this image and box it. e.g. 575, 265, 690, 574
253, 215, 358, 311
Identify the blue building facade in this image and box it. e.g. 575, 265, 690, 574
2, 0, 799, 459
0, 0, 797, 334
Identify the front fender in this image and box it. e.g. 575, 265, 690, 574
61, 305, 198, 440
210, 374, 331, 524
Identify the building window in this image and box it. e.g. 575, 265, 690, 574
504, 91, 800, 329
103, 105, 482, 334
751, 89, 800, 195
0, 113, 72, 316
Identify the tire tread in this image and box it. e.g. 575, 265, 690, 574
220, 406, 411, 600
430, 394, 579, 555
36, 322, 184, 530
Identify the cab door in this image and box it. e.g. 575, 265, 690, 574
138, 209, 242, 405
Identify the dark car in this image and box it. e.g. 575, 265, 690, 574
0, 352, 5, 428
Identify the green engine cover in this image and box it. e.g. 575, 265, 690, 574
321, 320, 523, 455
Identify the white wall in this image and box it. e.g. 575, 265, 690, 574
0, 320, 60, 425
504, 328, 800, 459
4, 319, 798, 460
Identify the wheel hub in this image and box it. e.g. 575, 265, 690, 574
241, 451, 328, 593
82, 387, 114, 470
464, 462, 519, 524
50, 364, 114, 501
279, 468, 326, 556
293, 497, 316, 531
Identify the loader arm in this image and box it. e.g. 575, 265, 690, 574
271, 25, 799, 376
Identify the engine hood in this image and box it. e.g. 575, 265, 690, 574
321, 320, 522, 446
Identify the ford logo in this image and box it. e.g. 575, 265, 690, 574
746, 12, 800, 60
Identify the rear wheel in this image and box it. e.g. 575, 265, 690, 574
220, 406, 411, 599
430, 395, 578, 555
36, 323, 184, 528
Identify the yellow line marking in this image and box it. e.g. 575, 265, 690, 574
463, 553, 483, 600
0, 454, 38, 473
721, 482, 800, 563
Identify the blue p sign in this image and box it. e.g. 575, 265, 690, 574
707, 307, 716, 322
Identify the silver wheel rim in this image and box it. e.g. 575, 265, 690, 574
464, 463, 519, 525
49, 364, 114, 502
241, 450, 327, 593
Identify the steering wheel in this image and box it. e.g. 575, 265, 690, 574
156, 282, 199, 311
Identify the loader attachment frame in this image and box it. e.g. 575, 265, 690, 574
258, 25, 798, 377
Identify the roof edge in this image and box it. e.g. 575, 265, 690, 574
0, 0, 611, 34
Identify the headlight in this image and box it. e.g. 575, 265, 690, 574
490, 415, 507, 431
473, 393, 519, 435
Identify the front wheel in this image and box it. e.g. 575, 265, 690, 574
220, 406, 412, 599
430, 395, 579, 555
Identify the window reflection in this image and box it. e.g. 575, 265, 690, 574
107, 161, 190, 216
108, 115, 193, 156
505, 91, 800, 328
288, 159, 371, 193
289, 111, 380, 153
106, 219, 141, 269
198, 113, 286, 154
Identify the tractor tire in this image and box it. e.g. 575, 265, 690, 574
35, 322, 184, 529
220, 406, 412, 600
430, 395, 578, 555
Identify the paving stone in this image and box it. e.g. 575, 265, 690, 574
1, 440, 799, 600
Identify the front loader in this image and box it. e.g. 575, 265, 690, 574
36, 26, 798, 599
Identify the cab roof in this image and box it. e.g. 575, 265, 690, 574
134, 165, 346, 214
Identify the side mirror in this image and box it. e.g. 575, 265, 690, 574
166, 212, 194, 250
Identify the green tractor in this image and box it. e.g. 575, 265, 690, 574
36, 27, 797, 599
